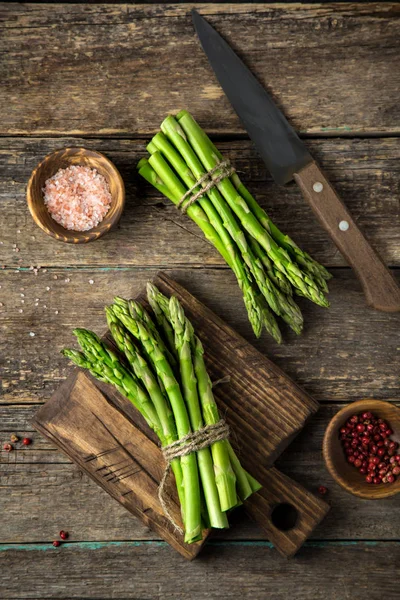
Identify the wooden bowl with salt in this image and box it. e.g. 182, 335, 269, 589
27, 147, 125, 243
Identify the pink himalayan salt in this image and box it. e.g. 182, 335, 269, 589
43, 165, 112, 232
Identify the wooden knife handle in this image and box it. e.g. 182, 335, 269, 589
294, 161, 400, 312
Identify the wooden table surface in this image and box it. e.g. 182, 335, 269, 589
0, 3, 399, 598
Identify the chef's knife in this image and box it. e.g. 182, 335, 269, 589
192, 10, 400, 312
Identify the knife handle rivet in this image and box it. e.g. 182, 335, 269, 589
313, 182, 324, 193
339, 220, 350, 232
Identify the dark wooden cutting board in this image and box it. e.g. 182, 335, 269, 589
33, 272, 329, 559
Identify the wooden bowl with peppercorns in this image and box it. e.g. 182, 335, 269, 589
27, 147, 125, 243
323, 400, 400, 499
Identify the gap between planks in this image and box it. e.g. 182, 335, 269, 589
0, 540, 398, 552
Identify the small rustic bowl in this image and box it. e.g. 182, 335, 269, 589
323, 399, 400, 499
27, 147, 125, 243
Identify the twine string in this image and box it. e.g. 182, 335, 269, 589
158, 419, 230, 534
177, 160, 236, 214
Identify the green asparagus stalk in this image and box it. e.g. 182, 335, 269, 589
110, 301, 202, 543
145, 150, 265, 339
157, 119, 303, 331
177, 108, 331, 288
191, 333, 257, 503
113, 296, 177, 370
169, 296, 229, 528
246, 234, 293, 297
106, 308, 176, 442
148, 284, 257, 506
140, 154, 284, 342
105, 308, 186, 519
146, 284, 177, 360
62, 330, 163, 442
176, 112, 329, 308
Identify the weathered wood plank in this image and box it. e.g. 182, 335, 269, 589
1, 403, 399, 542
0, 541, 399, 599
0, 4, 399, 136
1, 267, 399, 404
1, 137, 399, 268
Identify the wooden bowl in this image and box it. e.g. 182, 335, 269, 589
27, 147, 125, 243
323, 399, 400, 499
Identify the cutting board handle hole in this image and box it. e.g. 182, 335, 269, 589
271, 503, 298, 531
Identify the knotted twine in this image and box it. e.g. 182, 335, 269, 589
177, 160, 236, 214
158, 419, 230, 534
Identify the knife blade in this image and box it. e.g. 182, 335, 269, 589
192, 10, 400, 312
192, 9, 311, 186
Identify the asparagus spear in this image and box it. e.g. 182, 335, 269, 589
148, 284, 257, 506
144, 151, 265, 339
146, 284, 177, 360
157, 119, 303, 331
148, 133, 290, 340
176, 112, 329, 308
105, 308, 187, 519
62, 330, 163, 442
246, 234, 293, 297
110, 301, 202, 543
177, 109, 331, 287
169, 296, 229, 528
150, 284, 238, 508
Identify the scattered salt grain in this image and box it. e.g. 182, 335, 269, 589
43, 269, 47, 273
55, 310, 59, 315
18, 309, 23, 313
0, 302, 3, 307
31, 236, 36, 241
65, 278, 70, 283
46, 287, 50, 291
17, 230, 21, 234
20, 293, 24, 297
12, 244, 16, 249
53, 275, 58, 280
34, 303, 38, 307
21, 300, 24, 304
29, 332, 35, 337
43, 165, 112, 232
43, 305, 47, 309
89, 279, 94, 285
35, 298, 39, 302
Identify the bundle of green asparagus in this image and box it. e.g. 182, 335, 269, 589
62, 283, 261, 544
138, 111, 331, 342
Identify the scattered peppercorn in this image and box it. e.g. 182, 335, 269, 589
22, 437, 32, 446
318, 485, 328, 495
3, 443, 13, 452
59, 530, 68, 540
52, 540, 61, 547
339, 411, 399, 485
10, 433, 19, 443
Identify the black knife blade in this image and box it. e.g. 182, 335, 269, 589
192, 9, 312, 185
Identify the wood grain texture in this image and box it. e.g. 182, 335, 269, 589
1, 268, 399, 404
0, 4, 399, 136
2, 404, 399, 543
294, 161, 400, 312
1, 541, 399, 600
32, 275, 328, 558
33, 371, 206, 560
1, 137, 400, 268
